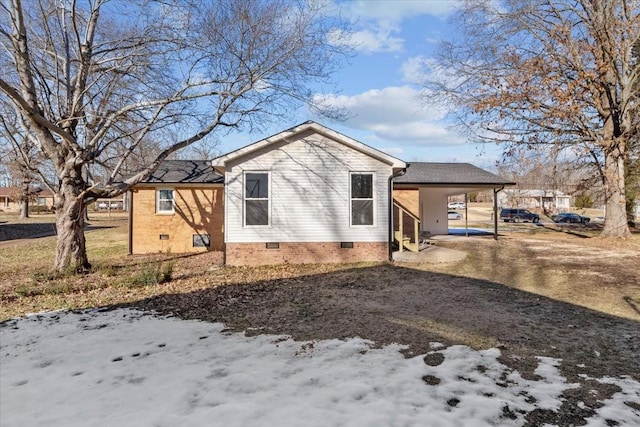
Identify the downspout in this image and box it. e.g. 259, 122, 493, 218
388, 168, 407, 261
493, 186, 504, 241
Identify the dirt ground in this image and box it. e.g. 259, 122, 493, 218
129, 231, 639, 426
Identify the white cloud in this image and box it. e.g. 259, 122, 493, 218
401, 56, 431, 84
350, 27, 404, 53
314, 86, 463, 146
400, 56, 466, 95
340, 0, 459, 22
329, 0, 458, 53
329, 26, 404, 53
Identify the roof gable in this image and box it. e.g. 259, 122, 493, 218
212, 121, 406, 170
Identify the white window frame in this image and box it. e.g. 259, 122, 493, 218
349, 172, 375, 227
156, 188, 175, 214
243, 171, 270, 227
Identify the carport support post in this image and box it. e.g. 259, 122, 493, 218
493, 188, 501, 240
465, 193, 469, 237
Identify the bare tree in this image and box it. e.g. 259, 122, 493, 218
426, 0, 639, 238
0, 106, 51, 218
0, 0, 347, 271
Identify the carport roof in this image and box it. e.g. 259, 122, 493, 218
395, 162, 515, 187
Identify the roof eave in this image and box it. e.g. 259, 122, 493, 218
395, 181, 516, 187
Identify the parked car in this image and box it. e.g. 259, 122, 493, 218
447, 202, 466, 209
448, 211, 463, 220
499, 208, 540, 223
551, 212, 590, 224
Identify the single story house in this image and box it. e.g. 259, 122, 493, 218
130, 121, 514, 266
0, 186, 55, 212
496, 189, 571, 212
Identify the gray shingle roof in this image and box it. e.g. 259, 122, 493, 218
143, 160, 223, 184
395, 162, 515, 186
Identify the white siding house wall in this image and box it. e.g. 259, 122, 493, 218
419, 188, 449, 236
224, 131, 392, 243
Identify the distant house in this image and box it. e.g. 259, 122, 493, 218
130, 122, 514, 266
496, 189, 570, 212
93, 195, 127, 211
0, 186, 55, 212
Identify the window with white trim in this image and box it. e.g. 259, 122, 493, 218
244, 172, 269, 226
350, 173, 374, 226
156, 189, 175, 214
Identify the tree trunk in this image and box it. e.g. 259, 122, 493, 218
19, 180, 29, 218
19, 199, 29, 218
601, 144, 632, 239
53, 183, 91, 272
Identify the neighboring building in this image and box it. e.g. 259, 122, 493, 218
496, 189, 571, 212
0, 186, 55, 212
130, 160, 224, 254
130, 122, 514, 266
94, 195, 128, 211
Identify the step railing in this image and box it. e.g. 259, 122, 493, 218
393, 200, 420, 252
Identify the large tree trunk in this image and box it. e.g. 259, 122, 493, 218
601, 144, 632, 239
19, 180, 29, 218
53, 181, 91, 272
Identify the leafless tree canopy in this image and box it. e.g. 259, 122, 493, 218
426, 0, 639, 238
0, 0, 348, 270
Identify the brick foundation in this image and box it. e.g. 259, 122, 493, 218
225, 242, 388, 266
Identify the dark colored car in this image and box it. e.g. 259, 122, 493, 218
551, 212, 590, 224
499, 208, 540, 223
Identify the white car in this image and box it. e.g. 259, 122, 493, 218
448, 211, 463, 220
447, 202, 466, 209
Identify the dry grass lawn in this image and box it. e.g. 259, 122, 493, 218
1, 210, 638, 323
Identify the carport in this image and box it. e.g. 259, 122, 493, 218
392, 162, 515, 247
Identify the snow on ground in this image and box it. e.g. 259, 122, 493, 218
1, 309, 638, 426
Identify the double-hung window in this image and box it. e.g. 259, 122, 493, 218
350, 173, 374, 226
156, 189, 175, 214
244, 172, 269, 226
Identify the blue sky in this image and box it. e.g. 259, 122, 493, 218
217, 0, 502, 169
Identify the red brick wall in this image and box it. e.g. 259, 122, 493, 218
225, 242, 388, 266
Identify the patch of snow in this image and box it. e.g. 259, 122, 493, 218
1, 309, 639, 427
581, 375, 640, 427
